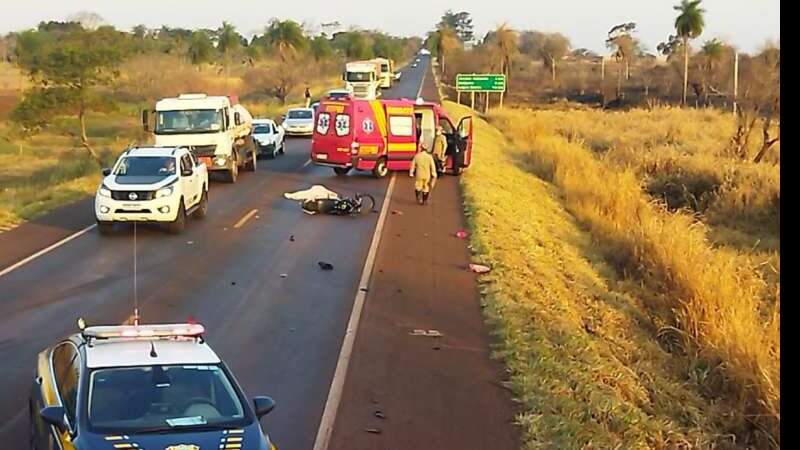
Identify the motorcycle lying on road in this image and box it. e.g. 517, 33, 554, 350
300, 193, 377, 216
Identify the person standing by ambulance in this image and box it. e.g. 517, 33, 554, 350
432, 126, 447, 174
410, 144, 438, 205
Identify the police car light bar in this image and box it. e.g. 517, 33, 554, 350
83, 323, 205, 340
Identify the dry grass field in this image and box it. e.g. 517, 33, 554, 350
446, 100, 779, 449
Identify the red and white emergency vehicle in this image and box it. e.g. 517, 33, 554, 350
310, 95, 473, 178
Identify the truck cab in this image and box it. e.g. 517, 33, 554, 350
372, 57, 394, 89
310, 95, 473, 178
344, 61, 381, 99
143, 93, 258, 183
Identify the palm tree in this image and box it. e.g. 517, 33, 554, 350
699, 38, 724, 104
216, 22, 242, 88
493, 23, 517, 82
673, 0, 705, 106
430, 25, 458, 76
264, 19, 308, 63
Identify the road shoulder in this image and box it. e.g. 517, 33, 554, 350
326, 172, 521, 449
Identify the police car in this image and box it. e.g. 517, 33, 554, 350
29, 322, 278, 450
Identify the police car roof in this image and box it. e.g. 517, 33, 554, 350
124, 147, 184, 158
85, 339, 221, 369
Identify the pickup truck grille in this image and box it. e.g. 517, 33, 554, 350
190, 145, 217, 156
111, 190, 155, 201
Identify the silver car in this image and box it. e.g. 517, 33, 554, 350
282, 108, 315, 137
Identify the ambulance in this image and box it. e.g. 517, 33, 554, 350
310, 95, 473, 178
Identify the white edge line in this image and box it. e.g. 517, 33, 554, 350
0, 224, 97, 278
301, 159, 312, 169
312, 173, 397, 450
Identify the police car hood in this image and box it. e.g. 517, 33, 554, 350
86, 425, 270, 449
103, 174, 178, 191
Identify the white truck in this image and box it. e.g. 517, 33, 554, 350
343, 61, 381, 99
143, 93, 258, 183
371, 57, 394, 89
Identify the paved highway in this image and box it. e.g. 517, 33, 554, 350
0, 56, 431, 449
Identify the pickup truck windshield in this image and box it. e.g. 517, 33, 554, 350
155, 109, 223, 134
88, 364, 249, 433
346, 72, 372, 82
288, 110, 313, 119
114, 156, 176, 177
253, 125, 272, 134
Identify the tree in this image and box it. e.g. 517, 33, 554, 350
606, 22, 637, 81
672, 0, 705, 105
216, 21, 243, 86
439, 10, 475, 43
491, 23, 517, 81
11, 27, 129, 162
188, 30, 214, 66
310, 35, 334, 61
264, 19, 308, 62
519, 31, 570, 82
132, 25, 148, 40
426, 25, 459, 76
332, 31, 371, 59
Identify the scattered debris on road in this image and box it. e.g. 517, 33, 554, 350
359, 287, 369, 292
374, 410, 386, 419
280, 273, 288, 278
289, 235, 295, 242
365, 428, 382, 434
410, 329, 443, 338
468, 263, 491, 274
186, 240, 194, 245
391, 210, 404, 215
230, 281, 237, 286
318, 261, 334, 271
455, 230, 468, 239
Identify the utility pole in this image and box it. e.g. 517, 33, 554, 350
733, 51, 739, 116
471, 91, 475, 110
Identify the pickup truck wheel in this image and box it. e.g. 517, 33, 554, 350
194, 189, 208, 220
246, 150, 257, 171
97, 221, 114, 235
167, 201, 186, 234
334, 167, 351, 176
373, 158, 389, 178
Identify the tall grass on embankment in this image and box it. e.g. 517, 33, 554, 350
444, 101, 779, 448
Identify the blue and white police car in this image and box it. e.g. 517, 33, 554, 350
29, 322, 278, 450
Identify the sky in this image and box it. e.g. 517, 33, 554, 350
1, 0, 780, 55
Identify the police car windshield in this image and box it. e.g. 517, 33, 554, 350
287, 110, 313, 119
88, 365, 249, 432
114, 156, 176, 177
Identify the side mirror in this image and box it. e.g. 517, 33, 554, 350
234, 112, 242, 126
40, 406, 68, 432
102, 168, 111, 176
182, 168, 193, 177
141, 110, 150, 132
253, 396, 276, 419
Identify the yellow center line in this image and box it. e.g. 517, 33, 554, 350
234, 209, 259, 229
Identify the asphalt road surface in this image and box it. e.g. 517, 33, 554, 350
0, 56, 432, 449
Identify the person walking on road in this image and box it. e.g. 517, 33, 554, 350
304, 86, 312, 108
432, 126, 447, 174
410, 144, 438, 205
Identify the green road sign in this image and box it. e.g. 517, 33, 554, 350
456, 73, 506, 92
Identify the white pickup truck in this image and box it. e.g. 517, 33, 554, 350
143, 94, 258, 183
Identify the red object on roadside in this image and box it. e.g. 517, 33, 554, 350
455, 230, 468, 239
468, 263, 491, 273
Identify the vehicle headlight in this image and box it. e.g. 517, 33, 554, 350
98, 185, 112, 198
155, 186, 174, 198
214, 156, 227, 166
